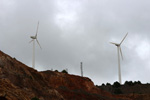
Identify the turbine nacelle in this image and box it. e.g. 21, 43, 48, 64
115, 44, 120, 47
30, 36, 36, 39
110, 42, 120, 47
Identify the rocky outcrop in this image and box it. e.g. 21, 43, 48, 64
0, 50, 150, 100
0, 51, 64, 100
40, 71, 108, 100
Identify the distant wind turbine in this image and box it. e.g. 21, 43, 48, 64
110, 33, 128, 84
29, 21, 42, 68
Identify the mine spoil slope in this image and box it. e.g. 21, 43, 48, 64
0, 50, 150, 100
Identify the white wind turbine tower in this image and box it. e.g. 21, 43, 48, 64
29, 21, 42, 69
110, 33, 128, 84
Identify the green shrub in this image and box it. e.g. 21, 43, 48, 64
102, 83, 105, 86
31, 97, 39, 100
113, 81, 121, 88
54, 70, 59, 72
124, 81, 133, 86
134, 81, 141, 85
106, 83, 111, 86
61, 69, 68, 74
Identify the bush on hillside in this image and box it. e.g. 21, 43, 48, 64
124, 81, 134, 86
134, 81, 141, 85
61, 69, 68, 74
54, 70, 59, 72
113, 81, 121, 88
101, 83, 105, 86
106, 83, 111, 86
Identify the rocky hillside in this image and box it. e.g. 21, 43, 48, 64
0, 50, 150, 100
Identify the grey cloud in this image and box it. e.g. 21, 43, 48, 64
1, 0, 150, 85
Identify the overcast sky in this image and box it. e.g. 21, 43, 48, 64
1, 0, 150, 85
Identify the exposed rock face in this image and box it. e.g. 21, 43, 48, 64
0, 50, 150, 100
0, 51, 64, 100
40, 71, 106, 100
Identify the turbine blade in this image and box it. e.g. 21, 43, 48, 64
29, 39, 34, 43
120, 32, 128, 45
35, 21, 39, 38
36, 39, 42, 49
110, 42, 117, 45
119, 47, 123, 60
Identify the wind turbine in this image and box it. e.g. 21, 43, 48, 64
29, 21, 42, 69
110, 33, 128, 84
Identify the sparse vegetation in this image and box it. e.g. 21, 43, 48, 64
96, 80, 149, 95
114, 88, 123, 94
124, 81, 142, 86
